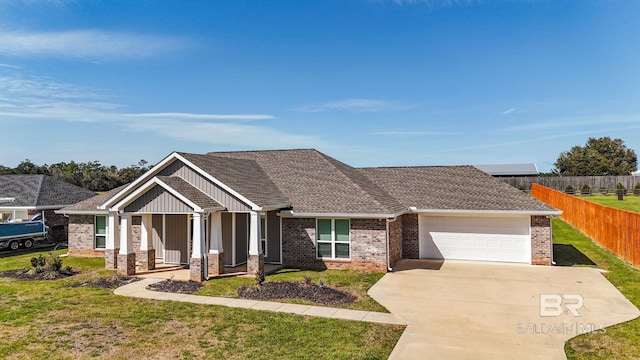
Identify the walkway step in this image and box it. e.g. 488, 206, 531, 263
114, 279, 406, 326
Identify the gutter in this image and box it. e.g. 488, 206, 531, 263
278, 210, 397, 219
385, 217, 397, 272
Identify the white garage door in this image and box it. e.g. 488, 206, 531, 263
419, 215, 531, 264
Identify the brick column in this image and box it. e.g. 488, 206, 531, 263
117, 213, 136, 275
137, 249, 156, 272
105, 248, 119, 269
137, 214, 155, 271
531, 216, 552, 265
190, 213, 205, 282
208, 212, 225, 277
118, 253, 136, 275
248, 254, 264, 275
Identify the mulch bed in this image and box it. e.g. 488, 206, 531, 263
147, 279, 203, 294
68, 274, 139, 289
0, 268, 77, 281
238, 281, 357, 307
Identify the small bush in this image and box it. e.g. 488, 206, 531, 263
580, 184, 591, 195
634, 183, 640, 196
599, 186, 608, 195
29, 252, 64, 274
565, 185, 575, 195
255, 270, 265, 286
616, 183, 627, 195
303, 275, 312, 285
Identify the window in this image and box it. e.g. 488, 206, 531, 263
95, 215, 107, 249
316, 219, 350, 259
260, 215, 267, 256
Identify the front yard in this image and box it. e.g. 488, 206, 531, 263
0, 251, 403, 359
553, 219, 640, 359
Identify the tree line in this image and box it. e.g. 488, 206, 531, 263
0, 159, 152, 192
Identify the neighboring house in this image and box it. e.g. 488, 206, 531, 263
474, 163, 539, 177
59, 149, 560, 282
0, 174, 97, 241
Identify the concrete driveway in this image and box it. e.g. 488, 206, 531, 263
369, 260, 640, 360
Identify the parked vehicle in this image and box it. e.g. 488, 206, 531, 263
0, 220, 48, 251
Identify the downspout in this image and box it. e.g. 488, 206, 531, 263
550, 215, 556, 265
386, 216, 397, 272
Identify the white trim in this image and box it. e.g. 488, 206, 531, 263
279, 210, 395, 219
56, 210, 109, 215
3, 205, 70, 211
94, 215, 107, 250
110, 177, 223, 213
412, 209, 562, 216
316, 218, 351, 260
279, 216, 283, 265
175, 153, 262, 211
260, 213, 267, 257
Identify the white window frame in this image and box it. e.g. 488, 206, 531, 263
316, 218, 350, 260
260, 214, 267, 257
94, 215, 108, 250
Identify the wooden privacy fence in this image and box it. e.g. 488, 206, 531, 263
532, 183, 640, 268
503, 175, 640, 191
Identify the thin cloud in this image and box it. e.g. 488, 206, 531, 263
126, 113, 275, 121
294, 98, 414, 113
372, 130, 461, 136
498, 114, 640, 133
0, 29, 191, 59
502, 108, 515, 114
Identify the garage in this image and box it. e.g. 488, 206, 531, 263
419, 215, 531, 264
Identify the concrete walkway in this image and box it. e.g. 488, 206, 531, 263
114, 278, 406, 326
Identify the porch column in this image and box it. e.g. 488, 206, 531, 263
207, 212, 225, 277
137, 214, 155, 271
247, 211, 264, 275
105, 211, 120, 270
117, 213, 136, 275
190, 212, 206, 282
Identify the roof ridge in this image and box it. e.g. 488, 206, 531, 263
33, 174, 46, 206
316, 152, 396, 213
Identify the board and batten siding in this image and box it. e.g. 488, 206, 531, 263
265, 210, 281, 264
125, 185, 193, 213
222, 212, 234, 266
235, 213, 249, 265
152, 214, 164, 259
159, 160, 251, 212
164, 214, 188, 264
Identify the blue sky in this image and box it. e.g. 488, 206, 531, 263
1, 0, 639, 172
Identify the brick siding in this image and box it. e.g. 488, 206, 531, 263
68, 214, 143, 258
388, 217, 403, 268
531, 215, 552, 265
281, 217, 388, 272
401, 214, 419, 259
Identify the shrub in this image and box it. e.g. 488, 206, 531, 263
634, 183, 640, 196
255, 270, 265, 286
616, 183, 627, 195
565, 185, 575, 195
304, 275, 312, 285
30, 252, 64, 274
580, 184, 591, 196
599, 186, 608, 195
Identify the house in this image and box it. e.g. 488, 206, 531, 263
59, 149, 560, 282
0, 174, 96, 241
474, 163, 539, 177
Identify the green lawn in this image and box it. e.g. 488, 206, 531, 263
197, 268, 387, 312
0, 250, 403, 359
575, 194, 640, 213
553, 219, 640, 359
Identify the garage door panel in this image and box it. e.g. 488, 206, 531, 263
420, 216, 531, 264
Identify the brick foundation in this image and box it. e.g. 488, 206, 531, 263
105, 248, 119, 269
136, 249, 156, 272
117, 253, 136, 275
190, 257, 203, 282
248, 254, 264, 275
531, 215, 552, 265
207, 252, 225, 277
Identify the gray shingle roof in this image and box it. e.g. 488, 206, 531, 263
0, 175, 96, 208
210, 149, 405, 214
156, 176, 224, 210
359, 165, 557, 212
178, 152, 289, 208
58, 185, 128, 214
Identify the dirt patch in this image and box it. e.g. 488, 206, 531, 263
238, 281, 357, 307
147, 279, 203, 294
68, 274, 139, 289
0, 268, 77, 280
